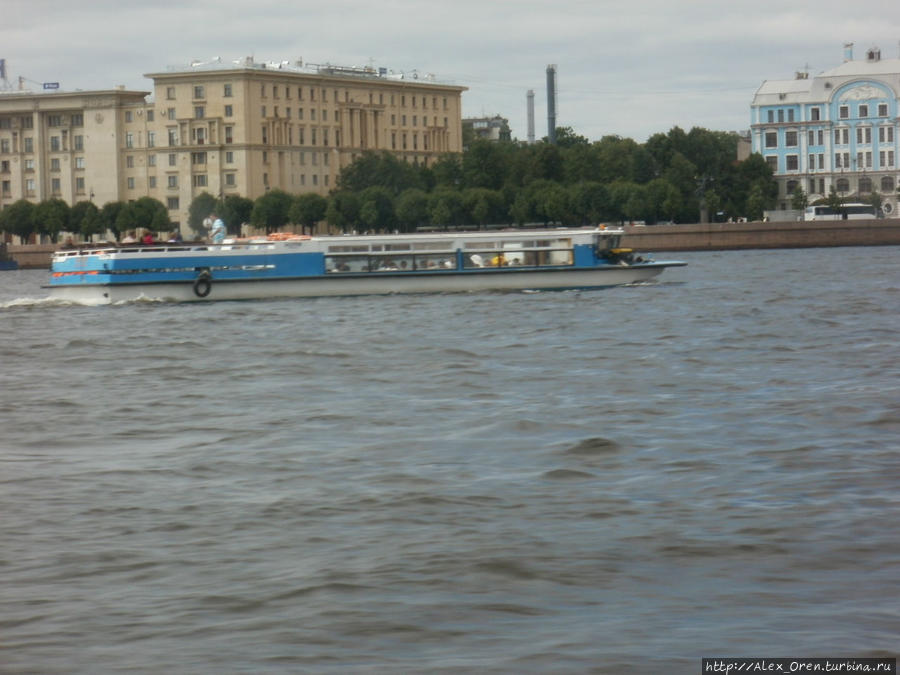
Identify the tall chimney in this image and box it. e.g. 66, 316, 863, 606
546, 64, 557, 144
526, 89, 535, 144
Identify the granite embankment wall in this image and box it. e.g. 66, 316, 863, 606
5, 220, 900, 268
620, 219, 900, 252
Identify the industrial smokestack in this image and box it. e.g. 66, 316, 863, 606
527, 89, 535, 144
546, 64, 557, 144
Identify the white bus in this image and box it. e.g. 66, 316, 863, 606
803, 203, 878, 221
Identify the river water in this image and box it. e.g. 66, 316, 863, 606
1, 247, 898, 674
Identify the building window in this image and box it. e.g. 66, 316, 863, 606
225, 105, 233, 117
192, 151, 207, 164
125, 111, 133, 123
51, 178, 61, 194
168, 153, 177, 166
810, 107, 821, 121
73, 135, 83, 151
193, 128, 206, 144
48, 115, 62, 127
168, 175, 178, 188
879, 126, 894, 143
765, 156, 777, 170
147, 110, 154, 122
127, 177, 135, 189
225, 173, 236, 186
859, 176, 872, 194
194, 106, 204, 119
193, 85, 205, 99
25, 178, 35, 195
24, 137, 34, 152
148, 154, 156, 167
149, 176, 156, 188
51, 158, 61, 171
75, 176, 85, 193
878, 103, 888, 117
225, 151, 234, 163
767, 110, 774, 123
785, 155, 798, 171
839, 105, 849, 119
882, 176, 895, 191
225, 126, 233, 143
167, 197, 179, 210
224, 83, 232, 97
126, 155, 134, 168
25, 159, 34, 171
166, 86, 175, 99
765, 132, 777, 148
785, 131, 798, 147
148, 131, 155, 148
856, 127, 871, 144
192, 174, 207, 187
859, 104, 868, 118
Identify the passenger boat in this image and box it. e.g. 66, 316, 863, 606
46, 227, 686, 305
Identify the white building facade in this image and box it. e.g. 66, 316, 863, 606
751, 43, 900, 216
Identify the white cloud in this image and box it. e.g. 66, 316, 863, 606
4, 0, 900, 141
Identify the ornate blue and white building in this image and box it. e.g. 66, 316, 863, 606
751, 43, 900, 216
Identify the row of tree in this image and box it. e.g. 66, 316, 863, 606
1, 126, 782, 242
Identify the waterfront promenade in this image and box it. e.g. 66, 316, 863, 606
5, 219, 900, 269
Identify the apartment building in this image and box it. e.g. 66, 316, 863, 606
750, 43, 900, 216
0, 87, 149, 210
0, 58, 466, 230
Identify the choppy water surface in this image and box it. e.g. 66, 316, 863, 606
1, 248, 898, 674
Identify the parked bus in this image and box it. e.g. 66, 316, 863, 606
803, 203, 878, 221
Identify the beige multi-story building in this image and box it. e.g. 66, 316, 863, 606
1, 58, 466, 231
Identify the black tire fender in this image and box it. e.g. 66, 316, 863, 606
193, 272, 212, 298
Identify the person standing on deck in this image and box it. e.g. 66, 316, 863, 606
210, 214, 226, 244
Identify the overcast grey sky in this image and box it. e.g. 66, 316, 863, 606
5, 0, 900, 142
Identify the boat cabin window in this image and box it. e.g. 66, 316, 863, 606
462, 237, 573, 268
326, 253, 457, 273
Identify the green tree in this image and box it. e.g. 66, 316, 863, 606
0, 199, 36, 242
358, 186, 396, 232
427, 189, 464, 229
461, 139, 509, 190
116, 196, 169, 235
395, 189, 430, 232
99, 201, 126, 241
867, 190, 883, 215
531, 181, 571, 225
462, 188, 506, 228
430, 153, 463, 189
188, 192, 219, 236
251, 189, 293, 233
337, 151, 423, 195
34, 198, 70, 242
569, 181, 610, 225
289, 193, 328, 235
554, 126, 590, 148
790, 185, 809, 211
220, 195, 254, 235
69, 200, 102, 241
326, 191, 361, 233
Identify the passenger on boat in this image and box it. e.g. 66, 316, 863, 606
210, 214, 226, 244
142, 231, 154, 244
121, 231, 137, 243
